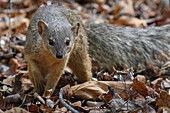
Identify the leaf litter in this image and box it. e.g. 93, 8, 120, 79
0, 0, 170, 112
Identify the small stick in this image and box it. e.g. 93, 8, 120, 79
59, 89, 79, 113
8, 0, 13, 38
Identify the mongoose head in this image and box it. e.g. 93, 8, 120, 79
37, 21, 80, 59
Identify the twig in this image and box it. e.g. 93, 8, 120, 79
8, 0, 12, 38
59, 89, 79, 113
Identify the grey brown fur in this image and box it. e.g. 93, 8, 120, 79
86, 24, 170, 70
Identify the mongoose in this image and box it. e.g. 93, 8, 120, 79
24, 4, 92, 95
86, 24, 170, 70
25, 4, 170, 95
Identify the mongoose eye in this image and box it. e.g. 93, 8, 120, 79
49, 39, 54, 45
65, 40, 70, 46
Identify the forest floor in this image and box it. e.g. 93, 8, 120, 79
0, 0, 170, 112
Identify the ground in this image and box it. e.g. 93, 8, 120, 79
0, 0, 170, 112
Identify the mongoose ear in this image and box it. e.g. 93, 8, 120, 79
72, 23, 80, 36
37, 21, 48, 35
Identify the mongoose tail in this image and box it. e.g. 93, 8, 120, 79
86, 24, 170, 70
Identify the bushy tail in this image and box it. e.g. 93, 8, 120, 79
86, 24, 170, 70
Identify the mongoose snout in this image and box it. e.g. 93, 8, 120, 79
56, 51, 63, 59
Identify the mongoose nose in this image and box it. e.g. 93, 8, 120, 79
56, 54, 63, 59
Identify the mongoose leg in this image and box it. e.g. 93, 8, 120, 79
68, 48, 92, 82
44, 59, 68, 95
28, 60, 45, 95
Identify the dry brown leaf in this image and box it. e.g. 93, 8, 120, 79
9, 58, 26, 67
0, 14, 9, 29
116, 15, 147, 28
157, 106, 170, 113
13, 74, 22, 94
21, 77, 32, 91
27, 104, 39, 113
71, 81, 133, 99
55, 106, 67, 113
119, 93, 125, 100
12, 32, 26, 41
151, 78, 163, 85
2, 65, 17, 76
133, 82, 148, 97
156, 90, 170, 107
72, 101, 82, 107
119, 0, 135, 15
61, 85, 73, 100
140, 3, 156, 18
101, 89, 113, 103
7, 14, 27, 29
162, 79, 170, 91
146, 86, 159, 97
111, 5, 122, 15
0, 92, 6, 110
134, 75, 146, 83
0, 109, 4, 113
43, 89, 53, 98
10, 45, 24, 53
85, 0, 105, 4
3, 75, 16, 87
5, 107, 30, 113
15, 20, 29, 34
0, 36, 10, 52
103, 72, 110, 80
5, 93, 22, 105
102, 87, 156, 112
98, 4, 112, 14
40, 104, 53, 113
136, 94, 146, 101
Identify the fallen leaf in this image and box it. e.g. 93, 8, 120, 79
135, 94, 146, 101
151, 78, 163, 85
115, 15, 147, 28
134, 75, 146, 83
0, 92, 6, 110
146, 85, 159, 98
156, 90, 170, 107
102, 87, 156, 112
9, 58, 26, 67
2, 65, 17, 76
157, 106, 170, 113
60, 85, 73, 100
21, 77, 32, 91
3, 75, 16, 87
27, 104, 39, 113
71, 81, 133, 99
40, 104, 53, 113
10, 45, 24, 53
133, 82, 148, 97
119, 0, 135, 15
11, 32, 26, 41
5, 107, 30, 113
5, 93, 22, 105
